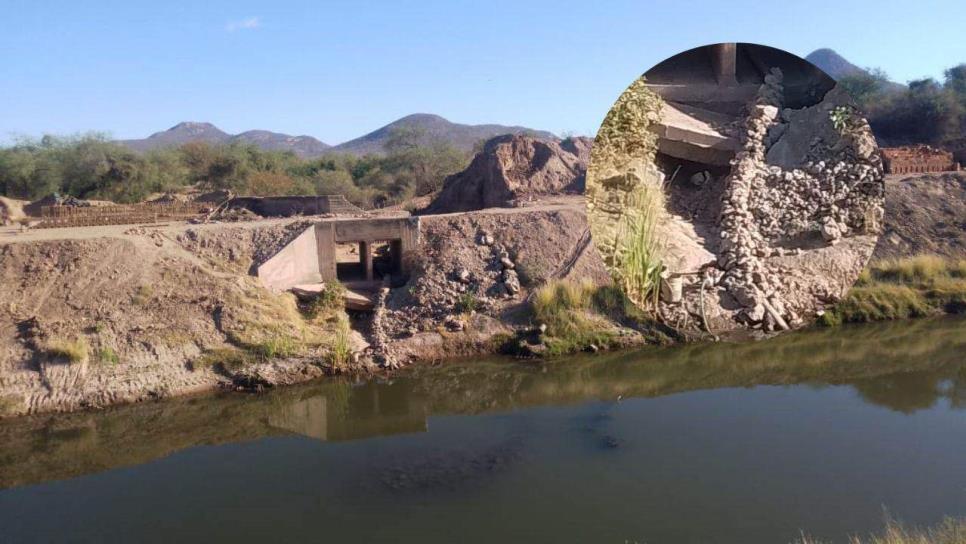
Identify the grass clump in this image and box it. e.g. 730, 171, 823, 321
45, 337, 89, 363
132, 284, 153, 306
455, 292, 479, 314
796, 515, 966, 544
824, 255, 966, 325
97, 347, 119, 366
328, 314, 353, 371
247, 333, 300, 360
612, 183, 664, 311
532, 279, 618, 355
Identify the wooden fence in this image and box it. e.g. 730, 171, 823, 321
38, 202, 210, 228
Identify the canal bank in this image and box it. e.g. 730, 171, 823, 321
1, 316, 965, 542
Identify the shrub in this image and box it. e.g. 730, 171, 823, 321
305, 281, 346, 319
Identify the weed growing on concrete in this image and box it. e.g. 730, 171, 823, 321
305, 281, 346, 319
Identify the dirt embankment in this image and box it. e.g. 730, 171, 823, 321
872, 172, 966, 260
0, 219, 344, 418
378, 199, 614, 365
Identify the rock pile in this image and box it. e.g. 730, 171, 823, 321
713, 68, 885, 330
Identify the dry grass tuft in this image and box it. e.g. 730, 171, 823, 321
45, 337, 89, 363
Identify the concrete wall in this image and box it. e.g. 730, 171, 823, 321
256, 226, 323, 291
258, 216, 420, 289
231, 195, 361, 217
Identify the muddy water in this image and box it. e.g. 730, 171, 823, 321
1, 318, 966, 543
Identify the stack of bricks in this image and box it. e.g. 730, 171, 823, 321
882, 145, 960, 174
38, 202, 209, 229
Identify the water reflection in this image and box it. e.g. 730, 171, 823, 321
1, 316, 964, 490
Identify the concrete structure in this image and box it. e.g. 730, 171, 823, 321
644, 43, 837, 167
653, 101, 739, 166
882, 146, 960, 174
230, 195, 363, 217
257, 216, 420, 292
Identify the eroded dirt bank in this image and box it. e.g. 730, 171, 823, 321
0, 219, 348, 418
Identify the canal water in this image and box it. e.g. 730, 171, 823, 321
1, 317, 965, 543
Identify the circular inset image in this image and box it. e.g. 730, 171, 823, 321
586, 43, 885, 335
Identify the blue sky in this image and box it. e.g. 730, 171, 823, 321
2, 0, 965, 145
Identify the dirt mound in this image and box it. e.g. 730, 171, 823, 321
873, 173, 966, 259
379, 201, 609, 364
423, 135, 591, 214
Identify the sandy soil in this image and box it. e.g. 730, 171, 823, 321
873, 172, 966, 259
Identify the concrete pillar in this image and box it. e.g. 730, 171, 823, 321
315, 223, 337, 281
361, 241, 373, 281
712, 43, 738, 87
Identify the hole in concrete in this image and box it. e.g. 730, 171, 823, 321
336, 240, 403, 287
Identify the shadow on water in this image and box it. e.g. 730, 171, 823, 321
1, 316, 965, 489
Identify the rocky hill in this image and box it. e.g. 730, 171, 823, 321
118, 114, 552, 158
119, 122, 331, 158
805, 48, 867, 80
330, 113, 555, 156
423, 134, 591, 214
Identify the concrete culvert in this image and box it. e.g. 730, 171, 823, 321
586, 43, 885, 337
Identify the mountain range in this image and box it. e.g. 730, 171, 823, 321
118, 114, 553, 159
117, 49, 898, 159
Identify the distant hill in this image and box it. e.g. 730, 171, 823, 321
806, 48, 906, 92
232, 130, 330, 158
118, 114, 552, 158
806, 48, 867, 80
119, 122, 330, 158
328, 113, 555, 155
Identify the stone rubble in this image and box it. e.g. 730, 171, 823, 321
713, 68, 885, 331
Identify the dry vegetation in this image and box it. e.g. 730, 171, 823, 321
585, 76, 667, 310
796, 516, 966, 544
822, 255, 966, 325
44, 336, 90, 363
530, 279, 663, 355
